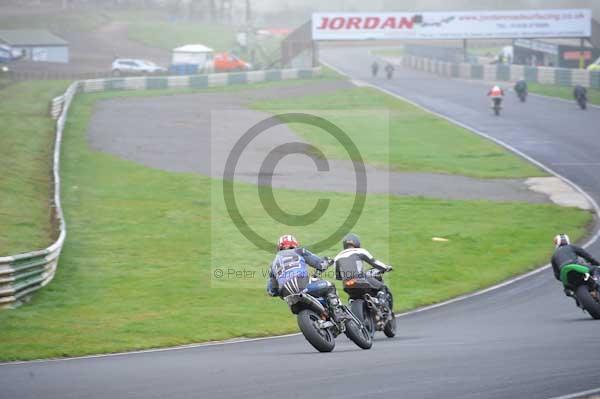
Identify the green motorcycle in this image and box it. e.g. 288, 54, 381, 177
560, 263, 600, 319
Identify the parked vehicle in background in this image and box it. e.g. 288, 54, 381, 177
212, 52, 252, 72
111, 59, 167, 76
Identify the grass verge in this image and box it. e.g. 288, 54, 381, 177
0, 81, 68, 256
527, 82, 600, 106
252, 87, 545, 178
0, 83, 591, 361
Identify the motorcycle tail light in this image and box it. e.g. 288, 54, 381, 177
344, 279, 357, 287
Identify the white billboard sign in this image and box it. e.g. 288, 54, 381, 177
312, 9, 591, 41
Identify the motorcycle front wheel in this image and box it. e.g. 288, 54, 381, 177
575, 285, 600, 319
383, 313, 397, 338
297, 309, 336, 352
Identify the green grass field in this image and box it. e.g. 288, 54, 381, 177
252, 87, 545, 178
0, 81, 592, 361
0, 81, 68, 256
527, 82, 600, 106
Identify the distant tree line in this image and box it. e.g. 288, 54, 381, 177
16, 0, 252, 23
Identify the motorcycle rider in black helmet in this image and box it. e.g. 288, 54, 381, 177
551, 233, 600, 299
333, 233, 393, 300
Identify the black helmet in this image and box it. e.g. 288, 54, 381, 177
342, 233, 361, 249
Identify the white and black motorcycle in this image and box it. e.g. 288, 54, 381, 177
344, 268, 396, 338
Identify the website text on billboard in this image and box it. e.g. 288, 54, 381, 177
312, 9, 591, 41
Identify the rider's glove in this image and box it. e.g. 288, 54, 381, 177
385, 265, 393, 272
320, 257, 332, 269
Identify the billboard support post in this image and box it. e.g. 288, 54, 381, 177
580, 37, 585, 69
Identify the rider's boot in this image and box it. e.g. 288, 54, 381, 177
327, 293, 348, 321
564, 287, 581, 307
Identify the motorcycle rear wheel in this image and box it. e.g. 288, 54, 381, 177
350, 299, 375, 337
297, 309, 335, 352
575, 285, 600, 319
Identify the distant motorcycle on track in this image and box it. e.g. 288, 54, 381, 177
283, 269, 372, 352
385, 63, 394, 80
514, 80, 528, 103
488, 85, 504, 116
371, 61, 379, 78
491, 97, 503, 116
574, 85, 587, 110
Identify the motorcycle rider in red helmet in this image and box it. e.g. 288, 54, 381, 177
267, 235, 345, 320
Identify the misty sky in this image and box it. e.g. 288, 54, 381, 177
252, 0, 598, 17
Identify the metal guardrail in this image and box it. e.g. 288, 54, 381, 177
50, 95, 64, 120
395, 54, 600, 89
0, 67, 321, 309
0, 81, 76, 309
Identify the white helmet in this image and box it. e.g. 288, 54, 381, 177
553, 234, 570, 248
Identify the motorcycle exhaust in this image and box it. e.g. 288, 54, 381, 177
299, 293, 327, 314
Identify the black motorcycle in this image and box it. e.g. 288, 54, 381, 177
344, 268, 396, 338
371, 62, 379, 78
574, 86, 587, 110
386, 68, 394, 80
491, 97, 503, 116
561, 261, 600, 319
514, 80, 528, 103
576, 93, 587, 110
283, 271, 372, 352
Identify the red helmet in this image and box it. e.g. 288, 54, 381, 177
278, 235, 299, 250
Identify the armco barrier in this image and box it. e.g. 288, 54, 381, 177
592, 72, 600, 89
0, 67, 320, 309
50, 95, 64, 120
396, 54, 597, 89
0, 81, 76, 309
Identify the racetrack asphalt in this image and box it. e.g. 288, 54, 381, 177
2, 46, 600, 399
